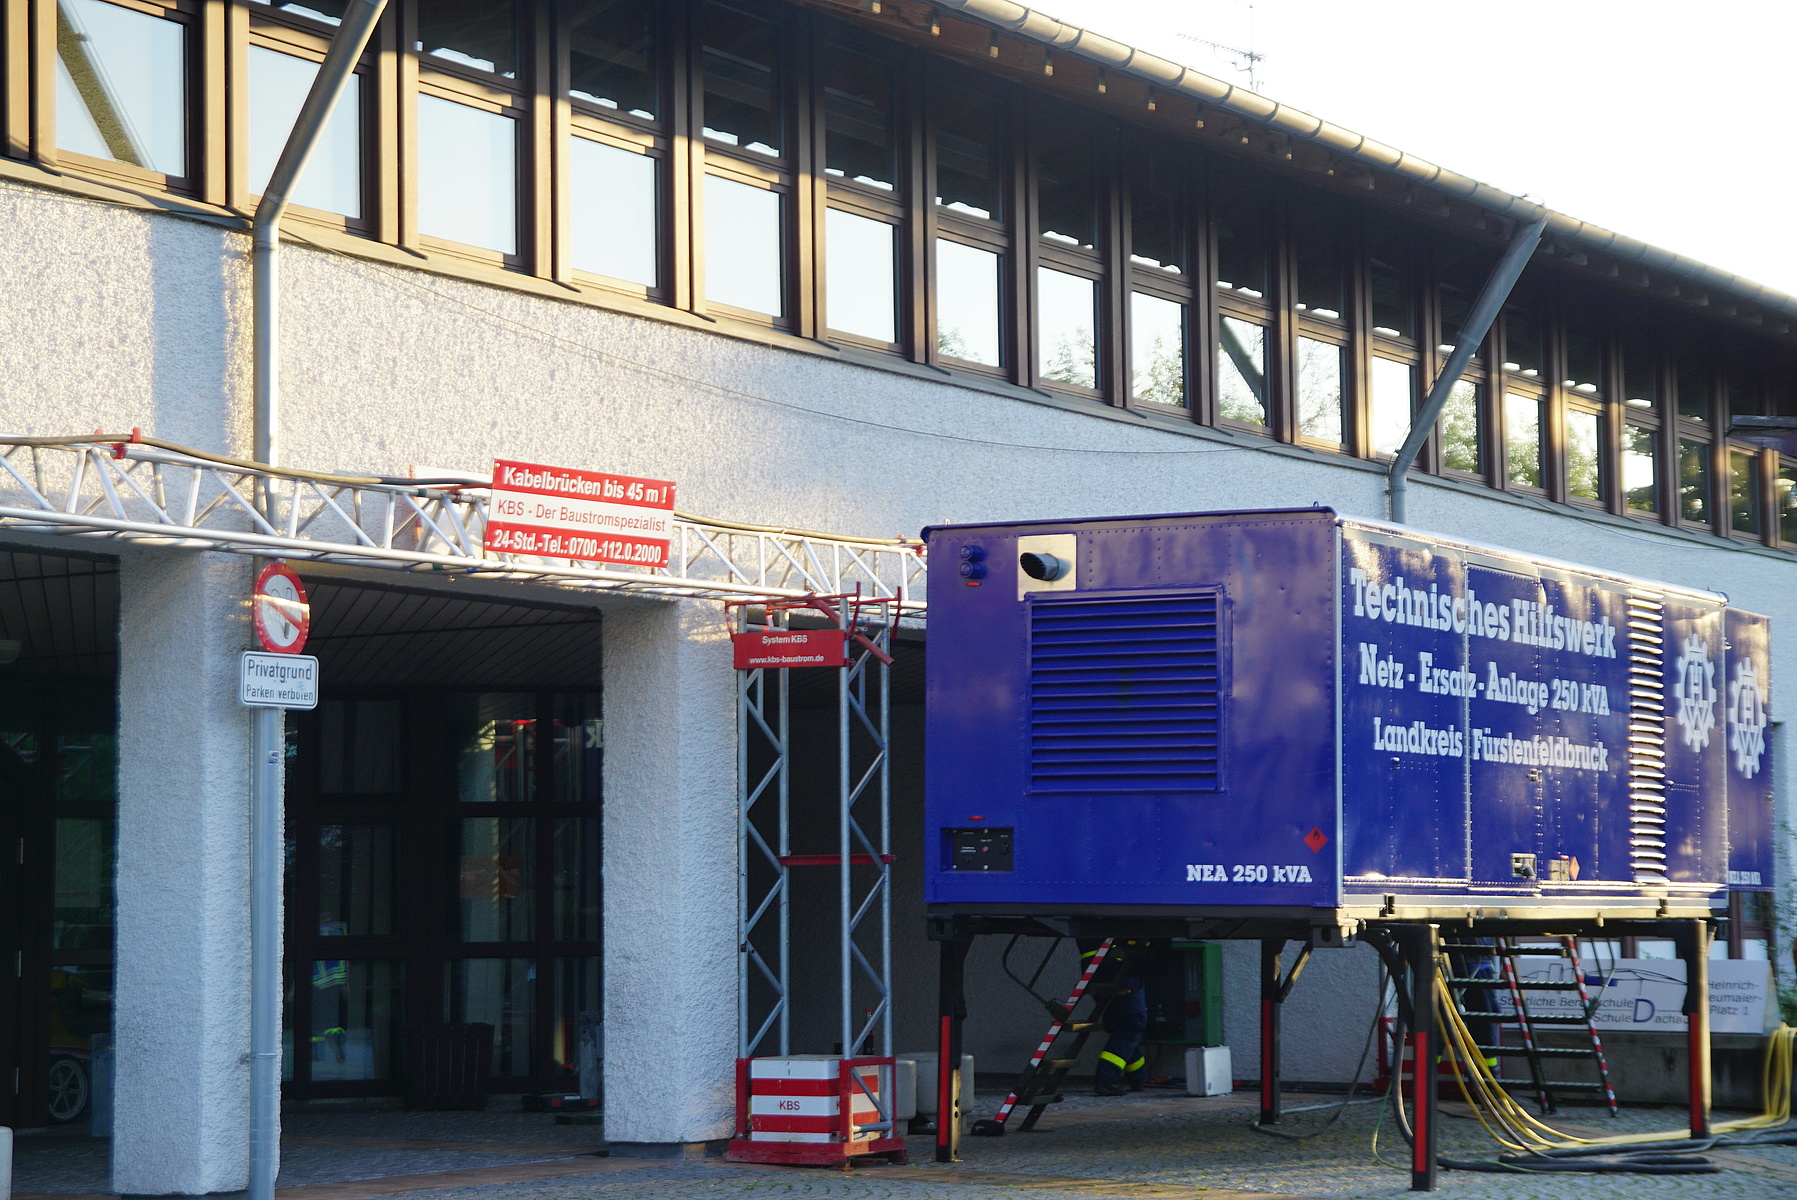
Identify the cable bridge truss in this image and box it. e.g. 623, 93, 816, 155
0, 436, 927, 604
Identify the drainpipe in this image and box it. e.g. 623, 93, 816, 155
1386, 211, 1549, 525
248, 6, 386, 1200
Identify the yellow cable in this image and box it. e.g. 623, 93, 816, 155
1427, 953, 1795, 1154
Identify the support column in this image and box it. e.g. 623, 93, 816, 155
602, 598, 737, 1156
113, 549, 256, 1196
1258, 939, 1283, 1126
1678, 920, 1712, 1138
933, 927, 971, 1163
1402, 924, 1440, 1193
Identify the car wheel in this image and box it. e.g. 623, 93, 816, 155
47, 1056, 89, 1123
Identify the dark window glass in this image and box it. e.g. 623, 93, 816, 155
1624, 425, 1658, 513
552, 818, 601, 941
310, 959, 401, 1081
702, 2, 780, 157
1678, 438, 1711, 523
1722, 378, 1756, 424
1212, 182, 1267, 298
1677, 361, 1709, 422
56, 725, 115, 804
1217, 317, 1267, 424
1441, 381, 1482, 473
1436, 243, 1495, 351
458, 817, 535, 941
1778, 463, 1797, 543
1037, 134, 1095, 249
1563, 315, 1602, 394
447, 958, 533, 1075
1503, 308, 1544, 378
1506, 392, 1544, 488
1623, 339, 1659, 412
1129, 157, 1183, 274
1567, 408, 1602, 500
554, 957, 602, 1077
320, 699, 402, 793
1368, 233, 1413, 339
569, 0, 657, 119
452, 693, 535, 803
934, 96, 999, 220
53, 817, 114, 950
318, 825, 397, 937
56, 0, 187, 175
1731, 451, 1763, 535
552, 694, 603, 803
417, 0, 516, 78
1291, 204, 1342, 319
823, 48, 895, 191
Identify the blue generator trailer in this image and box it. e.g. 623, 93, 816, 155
919, 508, 1767, 1182
923, 508, 1770, 927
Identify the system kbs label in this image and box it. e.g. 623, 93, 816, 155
485, 460, 676, 567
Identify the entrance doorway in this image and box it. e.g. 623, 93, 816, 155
0, 550, 119, 1127
285, 578, 605, 1100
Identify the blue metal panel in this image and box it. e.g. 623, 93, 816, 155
1724, 609, 1773, 890
924, 511, 1337, 908
923, 509, 1759, 914
1660, 600, 1728, 884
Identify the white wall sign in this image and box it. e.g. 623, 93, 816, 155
1491, 957, 1774, 1034
240, 652, 320, 710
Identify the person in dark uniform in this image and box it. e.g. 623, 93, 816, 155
1078, 939, 1151, 1096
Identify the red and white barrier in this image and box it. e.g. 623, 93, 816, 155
727, 1055, 906, 1166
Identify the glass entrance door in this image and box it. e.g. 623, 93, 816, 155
285, 688, 602, 1099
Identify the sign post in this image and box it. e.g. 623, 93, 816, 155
244, 559, 314, 1200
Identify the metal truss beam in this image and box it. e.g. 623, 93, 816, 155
0, 438, 927, 604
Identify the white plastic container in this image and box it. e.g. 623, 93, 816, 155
899, 1052, 975, 1116
1184, 1046, 1233, 1096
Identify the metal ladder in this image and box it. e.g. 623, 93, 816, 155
1440, 936, 1618, 1116
971, 939, 1144, 1135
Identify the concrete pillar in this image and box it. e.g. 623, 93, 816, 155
113, 549, 256, 1195
602, 598, 737, 1155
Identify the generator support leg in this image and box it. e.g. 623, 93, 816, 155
935, 930, 972, 1162
1258, 940, 1283, 1126
1678, 919, 1712, 1138
1402, 924, 1439, 1192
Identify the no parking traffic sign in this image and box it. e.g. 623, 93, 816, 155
244, 561, 318, 709
252, 561, 310, 654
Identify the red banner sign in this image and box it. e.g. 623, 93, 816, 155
733, 629, 851, 669
485, 459, 676, 567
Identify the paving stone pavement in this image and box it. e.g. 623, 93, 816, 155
363, 1091, 1797, 1200
14, 1091, 1796, 1200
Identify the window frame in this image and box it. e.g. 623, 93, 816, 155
48, 0, 206, 195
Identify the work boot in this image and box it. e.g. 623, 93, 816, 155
1093, 1078, 1128, 1097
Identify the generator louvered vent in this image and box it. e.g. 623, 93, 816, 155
1625, 589, 1669, 883
1028, 592, 1222, 793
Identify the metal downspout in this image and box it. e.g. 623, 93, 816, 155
248, 6, 387, 1200
1386, 211, 1549, 525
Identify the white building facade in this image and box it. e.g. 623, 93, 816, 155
0, 0, 1791, 1188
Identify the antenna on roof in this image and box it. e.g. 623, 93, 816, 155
1177, 2, 1264, 92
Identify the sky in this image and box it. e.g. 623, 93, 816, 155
1027, 0, 1797, 297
